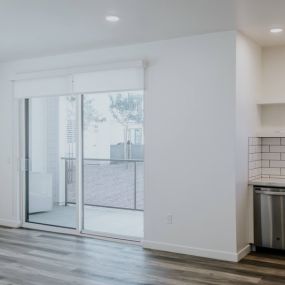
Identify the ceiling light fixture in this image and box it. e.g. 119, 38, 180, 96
105, 15, 120, 23
270, 28, 283, 34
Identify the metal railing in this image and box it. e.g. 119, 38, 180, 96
61, 157, 144, 211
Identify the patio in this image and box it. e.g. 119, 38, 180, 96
28, 159, 144, 239
29, 204, 143, 238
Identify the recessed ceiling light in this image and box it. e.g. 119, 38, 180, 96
270, 28, 283, 33
105, 15, 120, 23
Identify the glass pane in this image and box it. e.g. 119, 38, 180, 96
26, 96, 77, 229
82, 91, 144, 238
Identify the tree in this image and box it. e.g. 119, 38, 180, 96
64, 96, 106, 158
65, 96, 106, 131
83, 97, 106, 129
109, 92, 143, 159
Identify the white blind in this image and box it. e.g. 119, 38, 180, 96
14, 76, 72, 99
13, 61, 144, 99
73, 66, 144, 94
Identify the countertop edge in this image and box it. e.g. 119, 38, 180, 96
249, 179, 285, 187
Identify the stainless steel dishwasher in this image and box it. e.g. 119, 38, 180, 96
254, 186, 285, 249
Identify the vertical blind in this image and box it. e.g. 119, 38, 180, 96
14, 61, 145, 99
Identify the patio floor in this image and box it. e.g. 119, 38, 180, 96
28, 205, 143, 238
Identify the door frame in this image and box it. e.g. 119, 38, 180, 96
20, 95, 143, 242
21, 97, 81, 235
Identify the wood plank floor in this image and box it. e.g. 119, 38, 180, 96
0, 227, 284, 284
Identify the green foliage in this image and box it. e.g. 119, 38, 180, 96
83, 97, 106, 129
109, 93, 143, 126
65, 96, 106, 130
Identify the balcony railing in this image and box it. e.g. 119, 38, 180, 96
61, 158, 144, 211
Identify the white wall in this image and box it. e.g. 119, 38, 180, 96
235, 33, 262, 252
0, 76, 16, 226
0, 31, 240, 260
261, 47, 285, 129
263, 46, 285, 99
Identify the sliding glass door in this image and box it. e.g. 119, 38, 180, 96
24, 90, 144, 239
25, 95, 77, 228
82, 91, 144, 238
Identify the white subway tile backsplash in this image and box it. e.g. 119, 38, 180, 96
249, 146, 256, 154
249, 168, 261, 178
249, 153, 262, 161
249, 161, 255, 170
249, 160, 261, 169
261, 137, 281, 146
248, 137, 262, 179
267, 175, 285, 180
262, 168, 281, 176
270, 160, 285, 168
262, 160, 269, 168
256, 160, 262, 168
262, 145, 269, 152
270, 145, 285, 153
248, 138, 254, 146
247, 137, 285, 180
262, 152, 280, 160
255, 145, 261, 153
249, 137, 261, 146
249, 145, 262, 154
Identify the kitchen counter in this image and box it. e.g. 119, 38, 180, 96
249, 178, 285, 188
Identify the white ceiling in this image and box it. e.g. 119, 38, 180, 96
0, 0, 285, 61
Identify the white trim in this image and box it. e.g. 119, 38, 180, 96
248, 185, 254, 244
142, 240, 250, 262
20, 99, 27, 228
81, 232, 141, 246
22, 222, 141, 246
12, 93, 22, 225
76, 94, 83, 234
21, 222, 141, 246
236, 244, 251, 261
17, 74, 146, 245
82, 229, 142, 243
0, 219, 21, 228
257, 97, 285, 105
22, 222, 78, 235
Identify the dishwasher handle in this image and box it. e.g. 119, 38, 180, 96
255, 189, 285, 196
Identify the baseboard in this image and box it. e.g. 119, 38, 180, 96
236, 244, 251, 261
0, 218, 22, 228
143, 240, 248, 262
